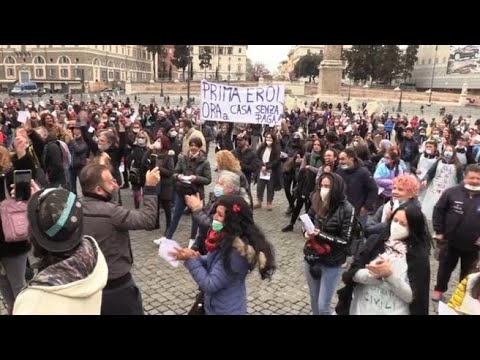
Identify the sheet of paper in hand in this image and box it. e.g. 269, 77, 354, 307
158, 237, 180, 267
300, 214, 315, 234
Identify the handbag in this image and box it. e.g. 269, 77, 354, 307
0, 176, 29, 242
187, 291, 205, 315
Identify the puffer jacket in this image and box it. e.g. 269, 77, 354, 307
304, 173, 355, 267
184, 237, 262, 315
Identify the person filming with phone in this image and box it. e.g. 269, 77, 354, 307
0, 133, 38, 314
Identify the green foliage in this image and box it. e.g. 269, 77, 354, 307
172, 45, 190, 79
401, 45, 419, 81
293, 53, 323, 82
246, 58, 255, 81
199, 46, 212, 69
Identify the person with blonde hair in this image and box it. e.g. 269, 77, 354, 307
216, 150, 252, 207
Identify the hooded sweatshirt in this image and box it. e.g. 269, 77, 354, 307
13, 236, 108, 315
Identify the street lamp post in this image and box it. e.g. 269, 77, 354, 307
160, 61, 164, 97
428, 45, 439, 105
187, 46, 193, 108
394, 85, 403, 113
347, 78, 352, 101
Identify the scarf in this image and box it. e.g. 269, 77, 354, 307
205, 229, 223, 253
383, 237, 407, 259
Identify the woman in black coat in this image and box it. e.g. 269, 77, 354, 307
143, 134, 175, 232
336, 204, 430, 315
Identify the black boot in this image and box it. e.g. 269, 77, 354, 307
281, 224, 294, 232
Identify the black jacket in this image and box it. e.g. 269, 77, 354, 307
232, 146, 259, 181
336, 158, 378, 213
433, 185, 480, 251
304, 173, 355, 267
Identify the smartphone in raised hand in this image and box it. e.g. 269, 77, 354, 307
13, 170, 32, 201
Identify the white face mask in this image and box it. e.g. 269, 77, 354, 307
266, 140, 273, 146
465, 184, 480, 192
132, 128, 140, 133
320, 187, 330, 202
390, 221, 409, 241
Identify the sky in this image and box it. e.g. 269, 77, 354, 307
247, 45, 293, 73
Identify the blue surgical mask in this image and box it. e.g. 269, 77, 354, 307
340, 164, 349, 170
214, 185, 224, 197
137, 139, 146, 146
443, 151, 453, 158
212, 219, 224, 232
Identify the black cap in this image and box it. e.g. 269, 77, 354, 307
27, 189, 83, 253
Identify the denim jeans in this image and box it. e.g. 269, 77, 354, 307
165, 193, 198, 240
304, 261, 342, 315
0, 252, 28, 311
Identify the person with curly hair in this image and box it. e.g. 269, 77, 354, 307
170, 195, 276, 315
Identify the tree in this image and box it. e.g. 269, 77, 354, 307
400, 45, 419, 82
376, 45, 402, 85
172, 45, 190, 81
246, 58, 255, 81
252, 62, 270, 81
199, 46, 213, 79
293, 53, 323, 83
344, 45, 383, 84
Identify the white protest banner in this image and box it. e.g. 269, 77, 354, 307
200, 80, 284, 125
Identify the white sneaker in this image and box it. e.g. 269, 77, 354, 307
188, 239, 195, 248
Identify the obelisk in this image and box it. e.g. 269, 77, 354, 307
317, 45, 343, 95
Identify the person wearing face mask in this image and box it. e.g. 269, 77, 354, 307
215, 123, 233, 152
374, 149, 404, 204
420, 128, 444, 154
303, 172, 355, 315
145, 134, 175, 233
81, 124, 127, 204
127, 131, 152, 209
336, 205, 430, 315
179, 171, 242, 253
455, 136, 475, 167
410, 140, 438, 183
431, 164, 480, 302
167, 127, 182, 165
68, 122, 89, 194
336, 148, 378, 228
170, 195, 276, 315
366, 174, 424, 238
420, 145, 464, 222
255, 133, 283, 210
79, 163, 160, 315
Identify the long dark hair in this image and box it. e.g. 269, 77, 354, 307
215, 195, 276, 280
386, 204, 428, 248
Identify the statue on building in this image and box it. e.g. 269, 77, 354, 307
461, 82, 468, 96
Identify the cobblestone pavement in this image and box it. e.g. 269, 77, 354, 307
0, 144, 462, 315
127, 144, 460, 315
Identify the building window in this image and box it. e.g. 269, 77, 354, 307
60, 68, 69, 78
33, 56, 46, 64
5, 56, 15, 64
49, 69, 55, 77
58, 56, 71, 64
238, 48, 241, 54
6, 68, 14, 77
228, 64, 231, 71
35, 68, 44, 77
219, 47, 224, 55
108, 71, 114, 80
227, 47, 233, 55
